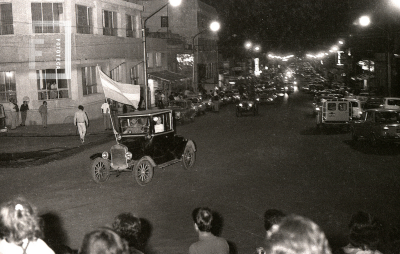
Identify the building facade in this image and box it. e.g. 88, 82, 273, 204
0, 0, 169, 125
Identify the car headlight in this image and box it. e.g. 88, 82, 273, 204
256, 98, 260, 101
102, 152, 109, 159
176, 112, 181, 117
383, 126, 389, 130
249, 103, 253, 107
125, 152, 132, 160
239, 103, 243, 107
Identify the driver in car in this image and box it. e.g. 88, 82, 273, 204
123, 118, 143, 134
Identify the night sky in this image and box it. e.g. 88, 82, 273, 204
200, 0, 389, 56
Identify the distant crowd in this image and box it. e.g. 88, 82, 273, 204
0, 196, 399, 254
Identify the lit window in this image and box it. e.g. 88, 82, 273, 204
37, 69, 69, 100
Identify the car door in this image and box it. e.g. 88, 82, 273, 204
359, 111, 374, 137
147, 113, 175, 164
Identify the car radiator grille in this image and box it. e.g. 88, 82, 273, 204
111, 145, 128, 169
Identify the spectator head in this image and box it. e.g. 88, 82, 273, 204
192, 207, 213, 232
43, 101, 47, 105
348, 211, 381, 251
112, 212, 141, 249
78, 105, 84, 110
264, 214, 331, 254
79, 227, 129, 254
264, 209, 286, 232
0, 196, 43, 245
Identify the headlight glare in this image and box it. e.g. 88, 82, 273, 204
126, 152, 132, 160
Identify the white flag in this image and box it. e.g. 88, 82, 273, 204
97, 66, 140, 108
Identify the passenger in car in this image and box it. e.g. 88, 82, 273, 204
123, 118, 143, 134
154, 117, 164, 133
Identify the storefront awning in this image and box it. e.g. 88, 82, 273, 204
148, 70, 191, 82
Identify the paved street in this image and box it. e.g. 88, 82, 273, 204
1, 90, 400, 254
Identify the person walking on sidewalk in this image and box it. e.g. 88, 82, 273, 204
20, 101, 29, 126
9, 98, 18, 130
38, 101, 47, 128
74, 105, 89, 144
101, 99, 111, 130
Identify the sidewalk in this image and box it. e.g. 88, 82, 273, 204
0, 118, 115, 160
0, 117, 107, 137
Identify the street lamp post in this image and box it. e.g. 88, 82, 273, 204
192, 21, 220, 92
142, 0, 181, 110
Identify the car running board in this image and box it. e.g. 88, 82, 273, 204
158, 159, 181, 169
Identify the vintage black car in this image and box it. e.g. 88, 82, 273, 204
351, 108, 400, 146
165, 99, 196, 124
90, 109, 196, 185
236, 99, 258, 116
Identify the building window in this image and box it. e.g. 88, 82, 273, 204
156, 52, 162, 67
103, 10, 117, 36
126, 14, 136, 38
161, 16, 168, 27
76, 5, 92, 34
130, 66, 139, 85
82, 66, 98, 96
0, 71, 16, 103
147, 52, 154, 68
0, 4, 13, 35
31, 3, 63, 33
110, 65, 123, 82
37, 69, 69, 100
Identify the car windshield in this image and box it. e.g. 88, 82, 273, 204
375, 112, 400, 123
119, 116, 149, 134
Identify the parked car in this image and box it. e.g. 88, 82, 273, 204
316, 98, 352, 130
256, 91, 276, 104
351, 108, 400, 146
380, 97, 400, 110
236, 99, 258, 117
90, 109, 197, 185
364, 97, 383, 110
165, 99, 196, 124
187, 97, 206, 116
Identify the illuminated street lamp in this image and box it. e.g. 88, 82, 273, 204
192, 21, 220, 91
359, 15, 371, 27
142, 0, 181, 110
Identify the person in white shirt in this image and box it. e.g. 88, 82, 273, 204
154, 117, 164, 133
74, 105, 89, 143
101, 100, 111, 130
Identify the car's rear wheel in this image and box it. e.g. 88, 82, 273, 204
91, 158, 110, 183
369, 133, 378, 147
134, 159, 154, 186
351, 129, 358, 141
182, 145, 196, 170
236, 108, 241, 117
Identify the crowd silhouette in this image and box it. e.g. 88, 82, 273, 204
0, 196, 399, 254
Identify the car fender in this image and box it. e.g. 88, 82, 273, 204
90, 153, 103, 160
136, 156, 157, 167
186, 139, 196, 152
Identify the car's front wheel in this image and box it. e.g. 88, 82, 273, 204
182, 144, 196, 170
91, 158, 110, 183
134, 159, 154, 186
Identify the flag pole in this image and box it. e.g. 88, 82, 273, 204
107, 97, 120, 143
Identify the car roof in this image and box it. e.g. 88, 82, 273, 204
364, 108, 400, 112
118, 109, 172, 117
